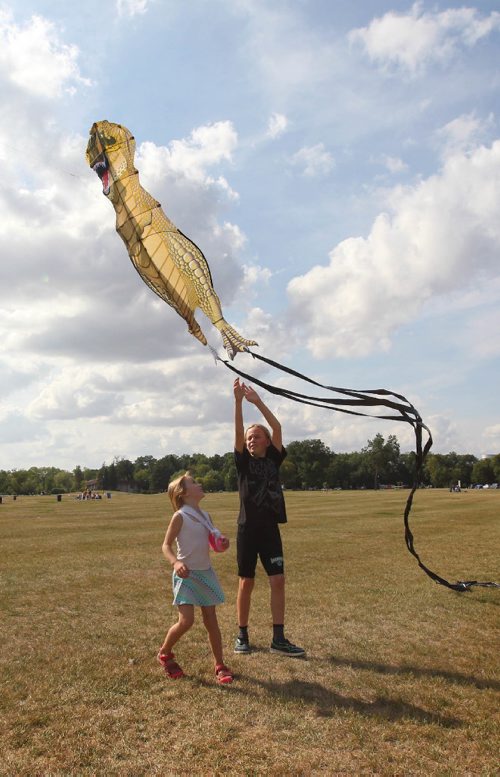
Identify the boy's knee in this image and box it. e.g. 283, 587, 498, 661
269, 573, 285, 591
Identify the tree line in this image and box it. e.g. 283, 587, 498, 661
1, 434, 499, 496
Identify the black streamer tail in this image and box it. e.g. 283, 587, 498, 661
219, 349, 499, 592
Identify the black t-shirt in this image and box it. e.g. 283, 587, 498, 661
234, 444, 287, 526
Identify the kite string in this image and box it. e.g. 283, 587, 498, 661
216, 349, 499, 591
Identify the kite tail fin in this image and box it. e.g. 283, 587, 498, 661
187, 320, 208, 347
214, 319, 258, 360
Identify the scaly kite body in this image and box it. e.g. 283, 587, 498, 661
86, 120, 257, 359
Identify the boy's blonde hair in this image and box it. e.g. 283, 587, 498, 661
168, 471, 191, 510
244, 423, 271, 442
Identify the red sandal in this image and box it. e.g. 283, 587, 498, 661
215, 663, 233, 685
157, 651, 184, 679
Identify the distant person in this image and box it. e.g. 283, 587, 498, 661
157, 472, 233, 685
233, 378, 305, 657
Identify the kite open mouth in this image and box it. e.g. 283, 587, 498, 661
92, 153, 111, 195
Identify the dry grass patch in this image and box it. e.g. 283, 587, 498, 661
1, 489, 499, 775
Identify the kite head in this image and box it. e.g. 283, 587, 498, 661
86, 120, 136, 199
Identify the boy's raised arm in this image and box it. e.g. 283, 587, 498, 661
234, 378, 245, 453
243, 385, 283, 452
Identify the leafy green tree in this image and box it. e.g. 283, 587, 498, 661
100, 462, 118, 490
73, 466, 84, 491
491, 454, 500, 482
362, 433, 400, 488
222, 460, 238, 491
424, 453, 477, 488
286, 439, 332, 489
348, 451, 371, 489
134, 455, 156, 472
436, 451, 476, 487
325, 453, 354, 489
115, 458, 135, 489
53, 471, 74, 493
208, 454, 225, 472
82, 468, 98, 484
151, 455, 186, 492
189, 461, 210, 479
395, 451, 416, 486
471, 458, 495, 485
0, 470, 9, 493
199, 470, 224, 492
22, 475, 41, 494
151, 457, 175, 492
280, 458, 300, 489
38, 467, 52, 493
134, 468, 151, 493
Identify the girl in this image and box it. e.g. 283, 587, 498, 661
157, 472, 233, 685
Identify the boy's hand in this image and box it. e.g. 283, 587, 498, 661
243, 384, 261, 405
233, 378, 246, 402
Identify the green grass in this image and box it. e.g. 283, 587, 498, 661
1, 489, 499, 776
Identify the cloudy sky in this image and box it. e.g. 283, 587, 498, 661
1, 0, 499, 471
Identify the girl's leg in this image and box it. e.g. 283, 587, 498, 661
159, 604, 194, 655
203, 606, 233, 684
201, 605, 224, 665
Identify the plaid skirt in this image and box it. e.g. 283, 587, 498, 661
172, 567, 225, 607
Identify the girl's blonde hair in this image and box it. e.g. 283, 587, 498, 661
168, 471, 191, 511
244, 423, 271, 441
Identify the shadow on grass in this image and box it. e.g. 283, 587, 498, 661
327, 656, 500, 691
253, 676, 462, 727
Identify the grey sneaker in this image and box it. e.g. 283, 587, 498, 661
234, 636, 252, 654
270, 638, 305, 657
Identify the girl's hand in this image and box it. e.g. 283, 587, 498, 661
173, 560, 189, 578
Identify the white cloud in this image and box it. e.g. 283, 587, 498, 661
378, 155, 408, 174
116, 0, 150, 18
223, 1, 343, 104
213, 221, 246, 250
233, 265, 274, 309
27, 366, 121, 421
290, 143, 334, 177
287, 140, 500, 358
0, 10, 90, 98
236, 307, 290, 359
267, 112, 288, 139
462, 309, 500, 358
484, 424, 500, 447
349, 3, 500, 76
436, 112, 495, 158
242, 264, 272, 287
138, 121, 238, 186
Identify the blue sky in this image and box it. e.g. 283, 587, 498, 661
0, 0, 499, 470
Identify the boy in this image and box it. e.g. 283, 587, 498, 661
233, 378, 305, 657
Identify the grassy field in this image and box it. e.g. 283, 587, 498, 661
1, 489, 499, 776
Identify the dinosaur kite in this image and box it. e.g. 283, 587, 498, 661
87, 120, 498, 593
86, 120, 257, 359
